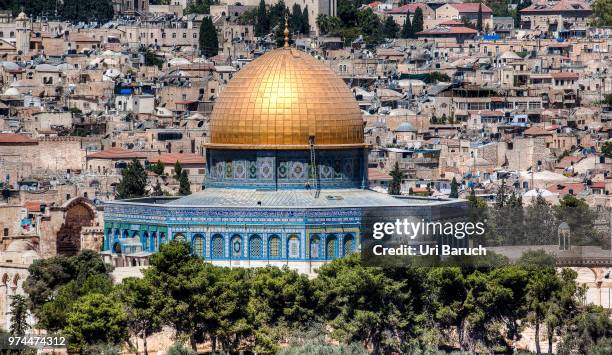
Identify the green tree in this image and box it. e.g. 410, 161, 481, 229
9, 295, 29, 335
412, 7, 424, 34
152, 181, 163, 196
388, 161, 404, 195
383, 16, 399, 38
555, 194, 601, 246
64, 293, 129, 354
302, 6, 310, 34
174, 160, 183, 179
167, 341, 197, 355
558, 305, 612, 354
356, 8, 383, 45
199, 17, 219, 58
149, 160, 165, 175
449, 177, 459, 198
248, 266, 314, 353
316, 15, 342, 35
185, 0, 218, 14
290, 4, 304, 34
476, 3, 483, 32
116, 277, 162, 355
524, 194, 557, 245
593, 0, 612, 27
116, 159, 148, 199
23, 250, 112, 323
601, 141, 612, 158
145, 241, 205, 351
255, 0, 270, 36
179, 170, 192, 196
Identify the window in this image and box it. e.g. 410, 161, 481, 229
142, 233, 148, 250
193, 33, 197, 38
151, 233, 157, 252
193, 234, 204, 256
183, 33, 186, 39
310, 235, 320, 258
212, 234, 224, 257
3, 228, 8, 237
326, 235, 337, 259
174, 233, 186, 242
288, 235, 299, 258
343, 234, 354, 256
249, 235, 262, 258
269, 235, 281, 258
172, 33, 177, 38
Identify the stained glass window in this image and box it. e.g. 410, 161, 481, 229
174, 234, 186, 242
326, 235, 337, 259
269, 235, 280, 258
249, 235, 262, 258
288, 235, 299, 258
212, 235, 224, 258
193, 234, 204, 257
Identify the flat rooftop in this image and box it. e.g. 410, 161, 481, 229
111, 188, 461, 209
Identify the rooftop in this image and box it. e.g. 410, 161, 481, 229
114, 188, 459, 208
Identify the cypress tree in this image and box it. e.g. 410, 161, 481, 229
302, 6, 310, 34
255, 0, 269, 37
388, 162, 405, 195
449, 177, 459, 198
9, 295, 29, 335
179, 171, 192, 196
199, 16, 219, 58
412, 8, 424, 36
116, 159, 148, 200
174, 161, 182, 180
383, 16, 399, 38
477, 3, 483, 32
400, 17, 413, 39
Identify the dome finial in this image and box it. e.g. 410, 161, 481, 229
283, 12, 289, 48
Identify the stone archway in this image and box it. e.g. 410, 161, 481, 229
56, 198, 96, 256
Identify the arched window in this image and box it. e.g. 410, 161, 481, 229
326, 235, 337, 259
122, 230, 129, 239
193, 234, 205, 257
249, 235, 262, 258
132, 231, 140, 239
174, 233, 186, 242
268, 235, 281, 258
142, 232, 149, 251
160, 233, 167, 245
150, 232, 157, 252
212, 234, 224, 258
310, 234, 321, 259
288, 235, 300, 259
343, 234, 354, 256
231, 234, 242, 258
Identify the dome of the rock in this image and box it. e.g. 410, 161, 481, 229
208, 48, 365, 149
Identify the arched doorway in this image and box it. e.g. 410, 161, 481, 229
56, 198, 96, 256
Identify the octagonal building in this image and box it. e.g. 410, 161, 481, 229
102, 47, 465, 274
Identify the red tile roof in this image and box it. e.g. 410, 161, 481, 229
449, 3, 493, 13
0, 133, 37, 145
551, 72, 579, 80
24, 200, 42, 212
87, 148, 149, 160
546, 182, 585, 195
524, 126, 553, 136
368, 168, 392, 181
150, 153, 206, 165
417, 26, 478, 36
388, 3, 430, 14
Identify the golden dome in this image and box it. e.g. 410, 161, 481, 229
208, 48, 365, 149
